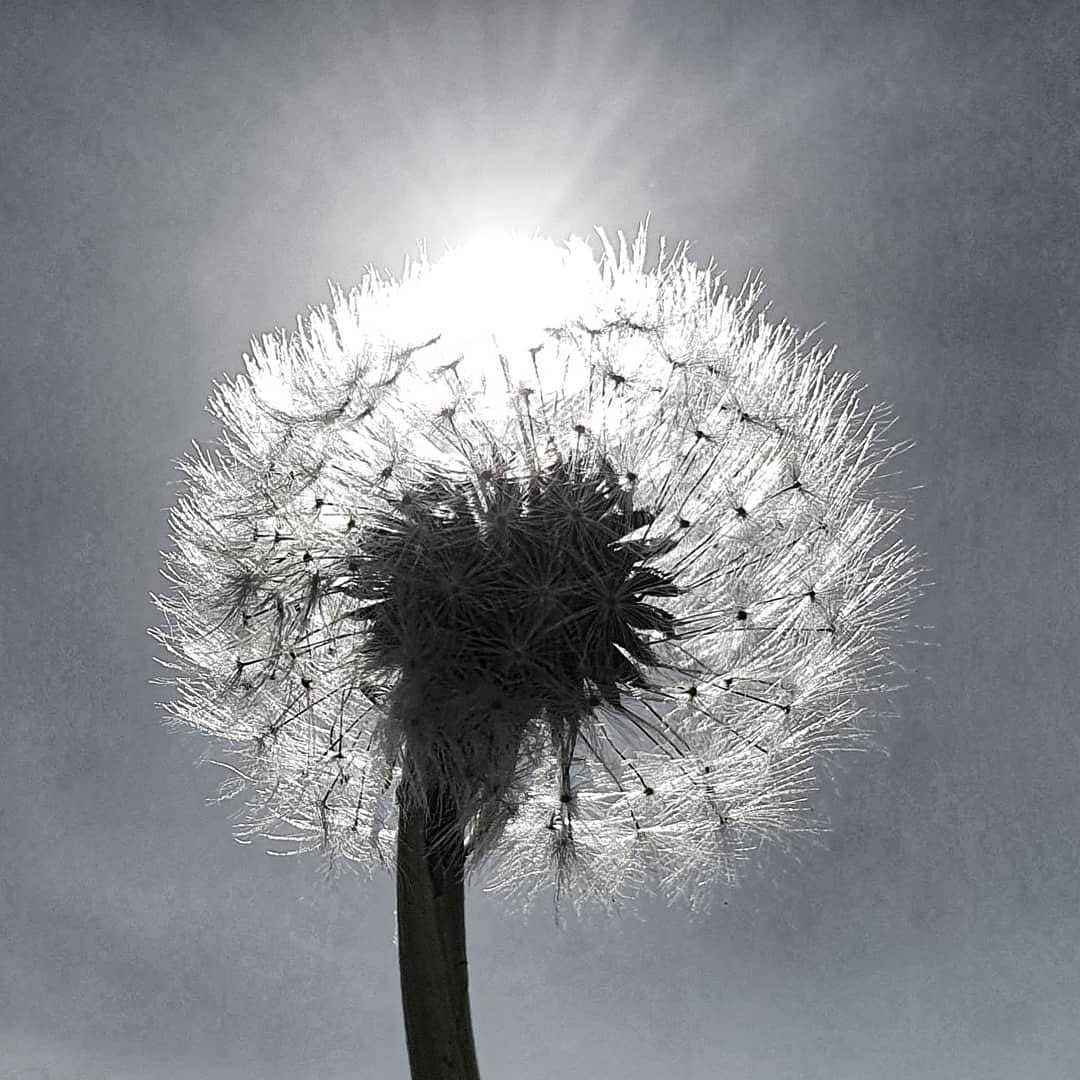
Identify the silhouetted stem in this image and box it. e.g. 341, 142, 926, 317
396, 780, 481, 1080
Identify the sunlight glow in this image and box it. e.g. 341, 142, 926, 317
425, 231, 599, 355
382, 230, 604, 432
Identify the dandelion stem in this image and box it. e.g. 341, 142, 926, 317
396, 770, 482, 1080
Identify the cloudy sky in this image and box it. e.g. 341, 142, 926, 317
2, 0, 1077, 1077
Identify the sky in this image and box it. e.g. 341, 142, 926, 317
1, 0, 1078, 1077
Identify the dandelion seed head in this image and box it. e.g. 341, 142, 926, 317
152, 224, 921, 912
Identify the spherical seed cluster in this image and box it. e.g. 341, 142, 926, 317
152, 227, 920, 910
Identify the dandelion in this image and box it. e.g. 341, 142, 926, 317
152, 226, 921, 1078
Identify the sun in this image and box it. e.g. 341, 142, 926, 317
381, 229, 604, 429
425, 230, 599, 355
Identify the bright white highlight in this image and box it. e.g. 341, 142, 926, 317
425, 231, 599, 354
386, 231, 603, 446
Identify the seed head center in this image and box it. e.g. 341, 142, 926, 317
355, 453, 680, 714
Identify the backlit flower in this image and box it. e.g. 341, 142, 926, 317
153, 226, 920, 912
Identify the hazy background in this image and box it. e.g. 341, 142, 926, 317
2, 1, 1077, 1077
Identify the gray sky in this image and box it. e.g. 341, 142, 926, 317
2, 0, 1077, 1077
